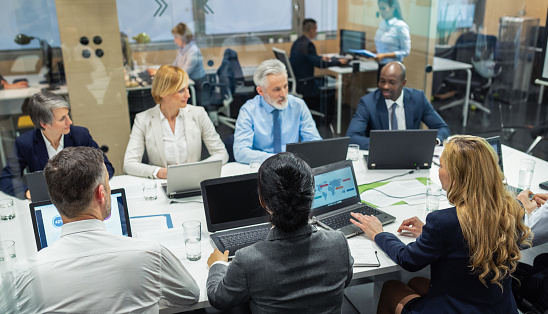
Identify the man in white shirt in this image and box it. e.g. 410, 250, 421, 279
0, 147, 199, 313
517, 191, 548, 246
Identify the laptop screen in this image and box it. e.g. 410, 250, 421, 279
29, 188, 131, 250
286, 137, 350, 168
201, 173, 268, 232
485, 136, 504, 172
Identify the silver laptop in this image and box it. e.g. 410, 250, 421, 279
162, 159, 222, 198
485, 136, 521, 195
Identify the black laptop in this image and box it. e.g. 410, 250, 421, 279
365, 130, 438, 169
201, 173, 270, 257
26, 171, 50, 202
311, 160, 396, 237
286, 137, 351, 168
29, 188, 132, 250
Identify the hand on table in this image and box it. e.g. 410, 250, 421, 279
4, 81, 29, 89
207, 249, 229, 267
517, 191, 543, 214
25, 189, 31, 200
156, 168, 167, 179
350, 212, 383, 240
397, 216, 424, 237
533, 192, 548, 207
338, 58, 349, 65
147, 68, 157, 76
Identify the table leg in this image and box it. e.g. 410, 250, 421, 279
337, 73, 343, 134
462, 69, 471, 128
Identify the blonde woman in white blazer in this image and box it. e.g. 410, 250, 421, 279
124, 65, 228, 179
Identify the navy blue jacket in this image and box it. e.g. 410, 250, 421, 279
375, 208, 518, 313
0, 126, 114, 199
346, 87, 450, 149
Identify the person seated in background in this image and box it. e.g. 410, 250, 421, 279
0, 74, 28, 89
517, 191, 548, 246
0, 91, 114, 199
124, 65, 228, 179
0, 147, 199, 313
351, 135, 530, 313
290, 18, 347, 121
233, 59, 322, 164
206, 152, 353, 313
346, 61, 450, 149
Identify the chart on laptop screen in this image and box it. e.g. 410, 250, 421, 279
313, 167, 357, 208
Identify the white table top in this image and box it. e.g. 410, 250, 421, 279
1, 146, 546, 312
432, 56, 472, 72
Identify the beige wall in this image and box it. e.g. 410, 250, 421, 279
484, 0, 547, 36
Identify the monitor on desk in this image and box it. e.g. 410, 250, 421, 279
340, 29, 366, 56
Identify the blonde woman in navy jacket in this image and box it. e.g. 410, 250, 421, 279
351, 135, 530, 314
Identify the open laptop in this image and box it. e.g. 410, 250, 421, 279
29, 188, 131, 250
162, 159, 222, 198
365, 130, 438, 169
286, 137, 351, 168
311, 160, 396, 237
201, 173, 270, 257
485, 136, 521, 195
26, 171, 50, 202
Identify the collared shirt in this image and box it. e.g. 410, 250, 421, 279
374, 17, 411, 64
0, 219, 199, 314
233, 94, 322, 164
40, 131, 64, 159
385, 89, 406, 130
160, 108, 188, 166
524, 202, 548, 246
173, 41, 205, 81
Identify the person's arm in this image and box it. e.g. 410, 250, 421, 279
197, 107, 229, 164
517, 190, 539, 215
298, 100, 322, 142
418, 92, 450, 143
346, 96, 372, 150
304, 41, 338, 69
175, 45, 203, 78
206, 250, 251, 310
158, 245, 200, 308
233, 106, 274, 164
374, 21, 411, 62
123, 114, 161, 178
0, 77, 28, 90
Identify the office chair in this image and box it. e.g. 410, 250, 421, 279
438, 32, 500, 123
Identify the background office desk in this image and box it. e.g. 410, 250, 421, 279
0, 75, 69, 115
1, 146, 547, 313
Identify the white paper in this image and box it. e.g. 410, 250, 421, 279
130, 216, 169, 234
360, 179, 427, 207
134, 228, 185, 255
347, 235, 380, 266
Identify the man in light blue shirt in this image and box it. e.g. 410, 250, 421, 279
233, 59, 322, 164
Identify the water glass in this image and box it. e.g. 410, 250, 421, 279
142, 181, 157, 201
426, 183, 442, 213
0, 199, 15, 220
518, 159, 535, 191
347, 144, 360, 161
0, 240, 17, 274
183, 220, 201, 261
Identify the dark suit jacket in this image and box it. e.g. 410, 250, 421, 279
345, 87, 450, 149
207, 224, 354, 313
0, 126, 114, 199
375, 208, 518, 313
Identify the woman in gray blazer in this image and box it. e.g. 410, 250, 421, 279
207, 152, 354, 313
123, 65, 228, 178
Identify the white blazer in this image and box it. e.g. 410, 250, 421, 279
123, 104, 228, 178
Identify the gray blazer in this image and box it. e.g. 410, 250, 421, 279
207, 224, 354, 313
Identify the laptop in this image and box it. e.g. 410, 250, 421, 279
485, 136, 521, 195
26, 171, 50, 202
286, 137, 351, 168
162, 159, 222, 198
365, 130, 438, 169
201, 173, 270, 257
311, 160, 396, 237
29, 188, 132, 250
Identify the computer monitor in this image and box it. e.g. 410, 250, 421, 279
340, 29, 366, 56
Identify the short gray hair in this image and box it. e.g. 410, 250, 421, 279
253, 59, 287, 89
28, 91, 70, 130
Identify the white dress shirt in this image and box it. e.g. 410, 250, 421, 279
40, 131, 64, 159
385, 90, 406, 131
0, 219, 199, 313
524, 202, 548, 246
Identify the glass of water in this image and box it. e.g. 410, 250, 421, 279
426, 182, 442, 214
142, 181, 158, 201
183, 220, 201, 261
0, 199, 15, 220
518, 159, 535, 191
347, 144, 360, 161
0, 240, 17, 275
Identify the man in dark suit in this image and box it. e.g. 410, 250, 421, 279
206, 153, 353, 313
346, 61, 450, 149
0, 91, 114, 199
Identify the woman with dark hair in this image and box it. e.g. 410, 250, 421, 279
206, 152, 354, 313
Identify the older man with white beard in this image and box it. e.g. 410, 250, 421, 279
233, 59, 322, 164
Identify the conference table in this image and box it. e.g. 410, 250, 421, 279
0, 144, 547, 313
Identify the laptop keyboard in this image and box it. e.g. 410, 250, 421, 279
218, 227, 270, 249
320, 204, 382, 230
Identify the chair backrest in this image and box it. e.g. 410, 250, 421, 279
272, 47, 300, 96
452, 32, 498, 80
224, 49, 245, 85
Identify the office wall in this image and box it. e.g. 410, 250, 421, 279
55, 0, 130, 174
483, 0, 547, 36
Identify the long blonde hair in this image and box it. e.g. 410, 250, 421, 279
443, 135, 531, 288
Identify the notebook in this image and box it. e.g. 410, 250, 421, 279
162, 159, 222, 198
286, 137, 351, 168
311, 160, 396, 237
365, 130, 437, 169
485, 136, 521, 195
29, 188, 132, 250
26, 171, 50, 202
201, 173, 270, 257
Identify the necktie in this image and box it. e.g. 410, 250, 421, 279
273, 110, 282, 153
390, 103, 398, 130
